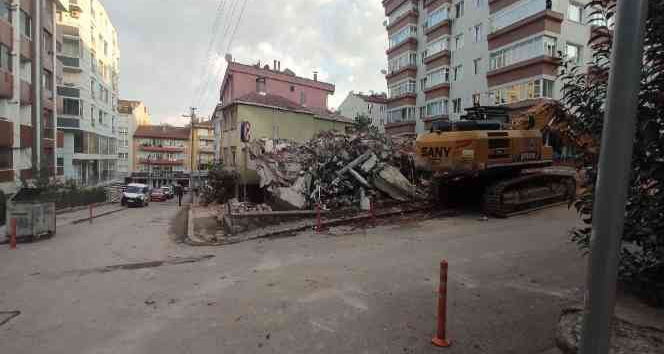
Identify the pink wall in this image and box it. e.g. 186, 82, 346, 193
221, 63, 334, 110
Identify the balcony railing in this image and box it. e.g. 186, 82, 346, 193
491, 0, 557, 33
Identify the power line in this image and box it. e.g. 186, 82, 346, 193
197, 0, 250, 110
191, 0, 229, 105
194, 0, 242, 109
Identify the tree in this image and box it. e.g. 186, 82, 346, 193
354, 114, 376, 133
555, 0, 664, 305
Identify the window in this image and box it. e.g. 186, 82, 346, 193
99, 110, 103, 124
492, 0, 548, 32
90, 79, 95, 99
455, 34, 464, 50
425, 99, 448, 117
568, 3, 582, 22
388, 80, 416, 98
43, 31, 53, 52
20, 10, 31, 38
473, 58, 481, 75
387, 106, 416, 123
474, 0, 484, 8
421, 50, 428, 64
426, 67, 450, 88
543, 79, 554, 98
0, 1, 10, 23
453, 65, 463, 81
299, 91, 306, 105
43, 69, 53, 90
426, 6, 449, 28
389, 25, 417, 48
63, 98, 81, 116
472, 93, 481, 106
0, 147, 12, 169
566, 43, 582, 64
490, 78, 555, 105
0, 44, 11, 72
388, 1, 415, 25
104, 40, 108, 56
91, 106, 95, 126
452, 98, 463, 113
388, 51, 417, 73
473, 24, 483, 42
489, 35, 558, 71
290, 85, 294, 92
426, 37, 449, 57
420, 78, 427, 91
455, 1, 464, 18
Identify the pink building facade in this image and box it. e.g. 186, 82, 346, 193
220, 61, 335, 109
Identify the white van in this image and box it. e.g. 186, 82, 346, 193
121, 183, 150, 207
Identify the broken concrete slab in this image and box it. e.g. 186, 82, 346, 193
360, 153, 378, 174
373, 165, 422, 202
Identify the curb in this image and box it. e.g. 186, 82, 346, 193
69, 207, 128, 225
184, 204, 453, 247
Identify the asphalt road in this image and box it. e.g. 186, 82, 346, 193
0, 200, 584, 354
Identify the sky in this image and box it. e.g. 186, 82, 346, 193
101, 0, 388, 126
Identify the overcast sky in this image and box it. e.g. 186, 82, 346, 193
101, 0, 388, 126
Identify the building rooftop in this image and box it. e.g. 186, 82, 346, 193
134, 125, 190, 139
233, 92, 312, 113
308, 106, 355, 124
356, 92, 389, 104
222, 61, 335, 94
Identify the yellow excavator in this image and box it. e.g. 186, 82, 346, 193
415, 105, 576, 217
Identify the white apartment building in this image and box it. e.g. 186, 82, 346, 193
117, 100, 151, 179
56, 0, 120, 185
338, 91, 389, 132
382, 0, 592, 135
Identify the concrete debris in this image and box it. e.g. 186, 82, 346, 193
227, 199, 272, 214
248, 131, 424, 210
373, 165, 422, 202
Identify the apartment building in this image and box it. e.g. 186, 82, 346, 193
117, 99, 151, 178
0, 0, 68, 194
338, 91, 389, 132
213, 58, 340, 164
130, 125, 191, 188
56, 0, 121, 185
192, 120, 214, 171
382, 0, 592, 135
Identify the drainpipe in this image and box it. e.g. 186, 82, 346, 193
30, 0, 42, 177
10, 0, 19, 182
51, 2, 57, 176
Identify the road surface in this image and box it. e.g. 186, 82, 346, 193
0, 200, 585, 353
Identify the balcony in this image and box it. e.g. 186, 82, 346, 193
20, 125, 33, 148
0, 70, 12, 98
488, 10, 563, 50
424, 83, 451, 100
387, 9, 419, 33
0, 120, 13, 147
59, 25, 80, 37
384, 0, 417, 17
69, 0, 83, 12
424, 49, 451, 65
386, 65, 417, 84
139, 159, 185, 166
386, 37, 418, 56
487, 55, 559, 87
140, 145, 186, 153
59, 55, 82, 72
0, 18, 12, 47
0, 169, 14, 183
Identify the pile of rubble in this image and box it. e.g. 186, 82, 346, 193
247, 131, 426, 210
226, 199, 273, 214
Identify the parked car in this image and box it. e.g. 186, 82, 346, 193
161, 186, 174, 199
150, 189, 168, 202
121, 183, 150, 207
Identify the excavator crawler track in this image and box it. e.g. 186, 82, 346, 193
483, 173, 575, 218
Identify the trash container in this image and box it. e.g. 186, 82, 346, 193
6, 188, 56, 242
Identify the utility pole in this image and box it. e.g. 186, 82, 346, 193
182, 107, 197, 203
579, 1, 649, 354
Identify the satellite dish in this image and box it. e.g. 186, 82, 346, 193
224, 53, 233, 63
380, 69, 387, 75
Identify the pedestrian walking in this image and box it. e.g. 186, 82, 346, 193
175, 184, 184, 207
